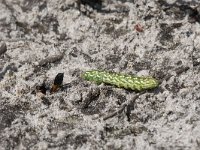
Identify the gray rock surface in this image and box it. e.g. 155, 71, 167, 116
0, 0, 200, 149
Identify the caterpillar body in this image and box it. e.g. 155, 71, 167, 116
82, 70, 159, 91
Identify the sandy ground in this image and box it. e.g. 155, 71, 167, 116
0, 0, 200, 149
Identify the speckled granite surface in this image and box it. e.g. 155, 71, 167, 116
0, 0, 200, 149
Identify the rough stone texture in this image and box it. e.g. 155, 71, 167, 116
0, 0, 200, 149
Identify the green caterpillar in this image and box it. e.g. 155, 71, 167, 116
82, 70, 159, 91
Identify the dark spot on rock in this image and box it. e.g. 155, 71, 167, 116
109, 17, 123, 24
81, 101, 105, 115
58, 33, 68, 41
38, 54, 64, 67
102, 88, 114, 97
157, 0, 200, 23
59, 98, 69, 110
180, 5, 200, 23
31, 15, 59, 34
21, 0, 41, 12
20, 128, 38, 148
144, 14, 154, 20
36, 83, 47, 95
171, 23, 183, 28
20, 102, 31, 111
41, 15, 59, 34
186, 30, 193, 37
48, 133, 74, 149
125, 98, 136, 122
0, 105, 22, 133
82, 53, 93, 63
60, 83, 72, 92
104, 124, 115, 134
113, 27, 128, 38
0, 63, 18, 81
77, 0, 103, 10
69, 47, 79, 58
114, 4, 129, 15
134, 61, 151, 71
176, 60, 182, 66
74, 134, 89, 148
130, 126, 148, 136
60, 4, 71, 12
167, 111, 174, 115
15, 21, 31, 35
193, 61, 200, 67
153, 70, 172, 81
192, 47, 200, 67
42, 97, 51, 106
106, 54, 121, 64
115, 94, 126, 105
103, 22, 115, 35
82, 88, 100, 109
39, 1, 47, 11
154, 45, 168, 52
71, 68, 81, 77
7, 134, 22, 149
176, 66, 190, 75
31, 22, 48, 34
165, 78, 185, 93
125, 53, 137, 62
159, 23, 173, 46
